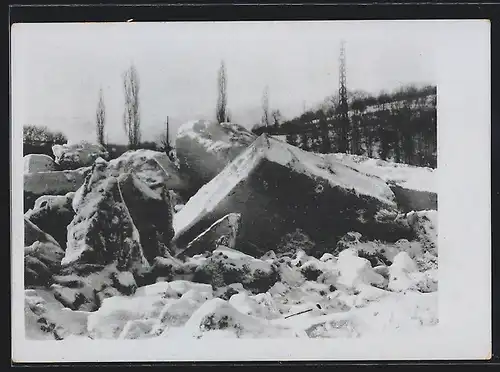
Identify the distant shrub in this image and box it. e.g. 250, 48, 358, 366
23, 125, 67, 145
23, 125, 68, 157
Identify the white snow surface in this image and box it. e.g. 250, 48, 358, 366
336, 249, 386, 289
174, 135, 396, 234
86, 280, 214, 339
323, 152, 436, 193
174, 204, 185, 212
181, 298, 294, 338
87, 293, 174, 339
228, 292, 280, 320
25, 289, 90, 340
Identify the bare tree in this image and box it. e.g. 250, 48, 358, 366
216, 60, 228, 123
271, 109, 282, 127
96, 88, 106, 146
261, 85, 270, 127
123, 64, 141, 149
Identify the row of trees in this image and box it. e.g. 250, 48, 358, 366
216, 61, 283, 128
95, 65, 144, 150
253, 85, 437, 168
24, 58, 435, 168
260, 85, 283, 128
23, 125, 67, 145
95, 60, 232, 153
94, 64, 175, 156
25, 59, 231, 157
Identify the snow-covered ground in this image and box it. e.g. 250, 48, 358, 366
26, 221, 438, 340
22, 133, 439, 343
26, 281, 437, 340
324, 153, 436, 193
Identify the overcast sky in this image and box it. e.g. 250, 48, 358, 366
12, 21, 436, 144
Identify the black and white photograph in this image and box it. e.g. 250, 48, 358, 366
11, 19, 490, 361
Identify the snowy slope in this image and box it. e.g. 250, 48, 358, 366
323, 153, 436, 193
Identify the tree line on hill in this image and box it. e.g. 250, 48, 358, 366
252, 84, 437, 168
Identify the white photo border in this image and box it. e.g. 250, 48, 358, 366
11, 19, 491, 362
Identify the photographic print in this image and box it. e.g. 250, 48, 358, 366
11, 19, 490, 362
